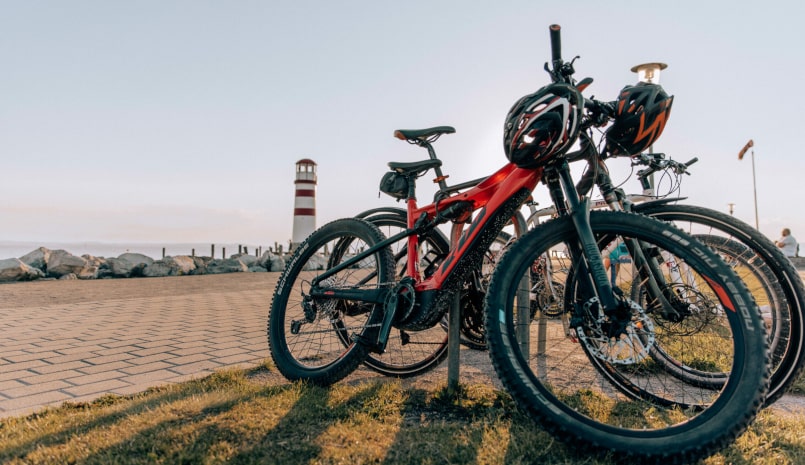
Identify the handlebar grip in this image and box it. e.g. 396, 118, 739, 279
549, 24, 562, 63
684, 157, 699, 167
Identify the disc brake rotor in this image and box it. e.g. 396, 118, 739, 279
576, 297, 656, 365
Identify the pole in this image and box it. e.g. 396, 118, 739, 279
648, 144, 655, 195
751, 149, 759, 230
446, 224, 463, 395
738, 139, 757, 229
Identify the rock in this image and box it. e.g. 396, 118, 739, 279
3, 246, 282, 281
106, 253, 154, 278
172, 256, 197, 275
97, 267, 115, 279
262, 253, 286, 272
190, 256, 211, 275
205, 258, 248, 274
141, 256, 196, 277
303, 254, 327, 271
232, 253, 258, 267
0, 258, 45, 282
47, 250, 88, 278
143, 258, 178, 277
19, 247, 50, 272
80, 255, 105, 279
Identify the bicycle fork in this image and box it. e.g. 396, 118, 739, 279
547, 161, 619, 313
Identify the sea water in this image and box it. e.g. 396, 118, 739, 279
0, 241, 270, 261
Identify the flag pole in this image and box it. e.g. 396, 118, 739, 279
738, 139, 758, 229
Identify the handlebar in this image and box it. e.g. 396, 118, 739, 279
545, 25, 616, 128
549, 24, 562, 67
632, 153, 698, 191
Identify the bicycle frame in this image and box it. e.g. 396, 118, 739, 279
311, 162, 541, 300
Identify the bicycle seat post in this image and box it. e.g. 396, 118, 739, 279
418, 139, 449, 191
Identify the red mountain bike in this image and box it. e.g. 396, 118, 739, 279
268, 24, 769, 464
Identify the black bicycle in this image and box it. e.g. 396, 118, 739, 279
268, 24, 770, 464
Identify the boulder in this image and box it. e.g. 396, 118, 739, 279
257, 251, 270, 267
106, 253, 154, 278
141, 256, 196, 277
0, 258, 45, 282
172, 256, 197, 275
19, 247, 50, 272
79, 255, 105, 279
47, 249, 88, 278
302, 254, 327, 271
143, 258, 179, 277
232, 253, 258, 267
190, 256, 211, 275
205, 258, 248, 274
262, 253, 286, 272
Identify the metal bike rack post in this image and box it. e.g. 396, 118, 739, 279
447, 292, 462, 394
446, 211, 529, 392
446, 224, 464, 394
511, 213, 530, 355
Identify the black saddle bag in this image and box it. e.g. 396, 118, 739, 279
379, 171, 409, 200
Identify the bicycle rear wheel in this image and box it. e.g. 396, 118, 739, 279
360, 212, 451, 377
484, 211, 769, 464
636, 203, 805, 405
268, 218, 395, 386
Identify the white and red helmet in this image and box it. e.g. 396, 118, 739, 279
503, 83, 583, 169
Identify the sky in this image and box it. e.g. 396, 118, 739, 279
2, 1, 804, 252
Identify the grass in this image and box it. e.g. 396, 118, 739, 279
791, 372, 805, 395
1, 361, 804, 465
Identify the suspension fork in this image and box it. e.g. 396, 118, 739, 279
548, 161, 618, 312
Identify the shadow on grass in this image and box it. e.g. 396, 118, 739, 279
82, 381, 334, 464
1, 365, 803, 464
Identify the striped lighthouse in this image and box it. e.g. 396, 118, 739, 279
291, 159, 317, 250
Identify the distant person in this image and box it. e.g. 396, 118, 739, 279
603, 240, 631, 287
775, 228, 798, 257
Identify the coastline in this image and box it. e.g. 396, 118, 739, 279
0, 241, 271, 262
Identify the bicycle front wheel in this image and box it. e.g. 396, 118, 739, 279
484, 211, 769, 464
268, 218, 395, 386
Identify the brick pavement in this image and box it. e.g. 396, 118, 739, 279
1, 271, 804, 420
0, 273, 274, 419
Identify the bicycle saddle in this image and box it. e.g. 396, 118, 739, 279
394, 126, 456, 141
388, 159, 442, 176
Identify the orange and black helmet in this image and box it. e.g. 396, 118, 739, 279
605, 83, 673, 157
503, 83, 583, 169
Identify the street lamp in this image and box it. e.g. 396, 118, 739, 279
632, 63, 668, 194
738, 139, 759, 229
630, 62, 668, 84
728, 203, 735, 216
